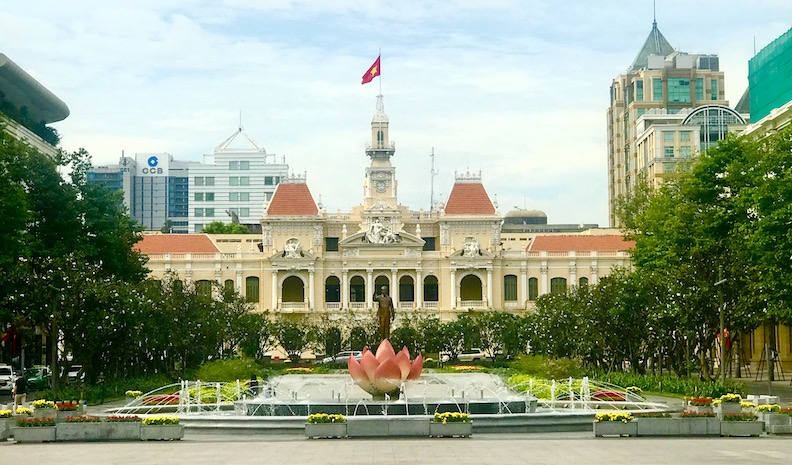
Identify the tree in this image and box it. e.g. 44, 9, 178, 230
201, 221, 250, 234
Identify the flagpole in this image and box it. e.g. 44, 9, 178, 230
378, 48, 382, 95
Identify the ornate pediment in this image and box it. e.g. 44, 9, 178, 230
339, 230, 425, 248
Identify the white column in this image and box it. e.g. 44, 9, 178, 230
342, 270, 349, 309
486, 268, 493, 309
591, 261, 599, 285
520, 268, 527, 308
450, 269, 457, 309
366, 269, 373, 309
235, 267, 243, 291
416, 270, 423, 309
308, 270, 315, 310
540, 264, 548, 295
271, 270, 278, 311
569, 261, 577, 287
391, 269, 398, 308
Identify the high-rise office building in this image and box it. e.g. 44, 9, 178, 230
189, 127, 289, 233
88, 153, 196, 233
606, 19, 732, 226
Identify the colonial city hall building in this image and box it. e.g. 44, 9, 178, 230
136, 96, 633, 321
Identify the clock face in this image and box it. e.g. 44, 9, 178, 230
375, 171, 387, 180
376, 180, 387, 192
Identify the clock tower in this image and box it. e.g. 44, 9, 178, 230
363, 94, 397, 209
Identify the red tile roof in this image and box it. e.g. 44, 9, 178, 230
266, 182, 318, 216
528, 235, 636, 252
444, 182, 496, 215
134, 234, 219, 254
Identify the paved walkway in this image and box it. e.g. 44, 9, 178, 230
3, 432, 792, 465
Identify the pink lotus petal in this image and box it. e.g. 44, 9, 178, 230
348, 355, 368, 383
407, 354, 423, 380
361, 350, 380, 382
399, 346, 411, 360
362, 347, 370, 357
375, 339, 396, 363
393, 350, 411, 380
372, 358, 402, 394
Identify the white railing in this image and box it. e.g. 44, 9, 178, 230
504, 301, 521, 308
399, 302, 414, 309
350, 302, 366, 309
423, 301, 438, 309
460, 300, 485, 308
280, 302, 307, 310
325, 302, 341, 310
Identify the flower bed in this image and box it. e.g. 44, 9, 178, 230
140, 415, 183, 441
307, 413, 346, 424
431, 412, 472, 438
305, 413, 347, 439
591, 390, 626, 402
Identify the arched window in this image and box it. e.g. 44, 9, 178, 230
399, 275, 414, 302
578, 277, 589, 287
196, 280, 213, 297
325, 276, 341, 303
423, 275, 439, 302
245, 276, 259, 303
349, 276, 365, 303
282, 276, 304, 302
377, 130, 384, 147
528, 277, 538, 301
550, 277, 567, 294
504, 275, 518, 302
374, 275, 390, 297
460, 274, 483, 301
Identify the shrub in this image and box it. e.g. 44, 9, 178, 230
681, 411, 716, 417
106, 415, 140, 422
142, 415, 180, 426
433, 412, 471, 424
722, 412, 757, 422
592, 372, 745, 398
195, 357, 266, 382
719, 393, 742, 404
306, 413, 346, 424
15, 407, 32, 416
741, 401, 756, 409
756, 404, 780, 413
125, 390, 142, 398
594, 412, 633, 423
689, 397, 712, 406
31, 399, 56, 409
634, 411, 672, 418
0, 409, 11, 418
65, 415, 101, 423
510, 355, 584, 379
56, 401, 79, 411
16, 417, 55, 427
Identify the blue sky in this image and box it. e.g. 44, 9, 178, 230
2, 1, 790, 226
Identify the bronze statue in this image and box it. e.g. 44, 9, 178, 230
374, 286, 395, 341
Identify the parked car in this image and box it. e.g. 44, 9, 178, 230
0, 364, 14, 394
320, 351, 363, 364
440, 348, 489, 363
23, 366, 52, 391
65, 364, 85, 383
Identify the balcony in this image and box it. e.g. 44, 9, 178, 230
398, 302, 414, 309
279, 301, 308, 313
423, 301, 438, 309
459, 300, 486, 309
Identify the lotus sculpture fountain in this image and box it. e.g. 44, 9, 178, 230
348, 339, 423, 398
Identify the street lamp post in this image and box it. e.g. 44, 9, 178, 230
715, 271, 727, 384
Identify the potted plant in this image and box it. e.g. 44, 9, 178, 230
688, 397, 713, 413
56, 414, 103, 441
140, 415, 183, 441
679, 410, 720, 435
756, 404, 788, 428
55, 401, 81, 422
716, 394, 742, 418
768, 407, 792, 434
0, 409, 12, 440
430, 412, 473, 438
13, 416, 56, 443
31, 399, 57, 420
720, 412, 762, 437
305, 413, 347, 439
593, 412, 635, 437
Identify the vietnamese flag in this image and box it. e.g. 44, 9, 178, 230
361, 55, 381, 85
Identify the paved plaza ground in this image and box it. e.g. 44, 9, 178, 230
2, 432, 792, 465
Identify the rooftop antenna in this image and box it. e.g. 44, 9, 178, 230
239, 110, 243, 132
653, 0, 656, 26
429, 147, 439, 210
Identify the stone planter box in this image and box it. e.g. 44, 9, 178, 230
720, 421, 764, 437
31, 408, 57, 420
140, 424, 183, 441
768, 424, 792, 435
56, 410, 81, 422
346, 417, 431, 437
305, 422, 347, 439
717, 403, 742, 418
56, 422, 142, 441
593, 421, 637, 437
758, 412, 790, 428
1, 418, 13, 440
13, 426, 57, 443
636, 417, 719, 436
429, 422, 472, 438
688, 405, 713, 414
